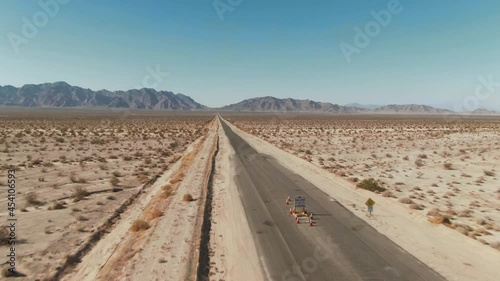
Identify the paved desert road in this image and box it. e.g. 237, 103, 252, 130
220, 118, 447, 281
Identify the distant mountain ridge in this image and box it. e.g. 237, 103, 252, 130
221, 96, 366, 113
373, 104, 454, 114
221, 97, 459, 114
0, 82, 206, 110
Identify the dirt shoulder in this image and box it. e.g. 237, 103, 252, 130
207, 118, 265, 281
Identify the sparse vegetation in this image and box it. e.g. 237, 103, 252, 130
182, 193, 194, 202
25, 192, 44, 206
131, 219, 150, 232
356, 178, 386, 192
72, 186, 90, 200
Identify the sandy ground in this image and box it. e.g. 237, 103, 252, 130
208, 119, 264, 281
118, 121, 218, 281
71, 118, 218, 281
0, 112, 213, 280
223, 116, 500, 281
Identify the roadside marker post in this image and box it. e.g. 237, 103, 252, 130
365, 198, 375, 216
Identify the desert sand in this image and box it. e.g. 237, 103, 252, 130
0, 109, 213, 280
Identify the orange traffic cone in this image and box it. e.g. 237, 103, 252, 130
309, 219, 313, 226
309, 212, 313, 220
296, 217, 300, 224
289, 208, 293, 214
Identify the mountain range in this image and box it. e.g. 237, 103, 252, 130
0, 82, 205, 110
0, 82, 497, 114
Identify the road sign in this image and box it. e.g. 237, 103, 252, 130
365, 198, 375, 207
294, 196, 306, 208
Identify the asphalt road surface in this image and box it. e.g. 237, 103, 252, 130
221, 118, 447, 281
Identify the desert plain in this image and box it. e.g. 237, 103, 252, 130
0, 109, 499, 281
225, 113, 500, 249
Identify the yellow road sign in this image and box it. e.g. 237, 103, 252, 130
365, 198, 375, 207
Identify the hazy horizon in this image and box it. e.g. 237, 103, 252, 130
1, 0, 500, 110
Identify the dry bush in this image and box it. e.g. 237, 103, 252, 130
182, 193, 193, 202
382, 191, 394, 198
484, 170, 495, 177
131, 219, 150, 232
414, 159, 424, 167
76, 215, 89, 221
48, 202, 65, 210
110, 176, 120, 187
443, 163, 453, 170
162, 184, 173, 198
356, 178, 386, 192
428, 213, 452, 225
72, 186, 90, 200
171, 172, 184, 184
409, 203, 422, 210
491, 242, 500, 251
25, 192, 44, 206
148, 208, 163, 220
398, 197, 413, 204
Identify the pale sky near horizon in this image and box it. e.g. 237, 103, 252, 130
1, 0, 500, 110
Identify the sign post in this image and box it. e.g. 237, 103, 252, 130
365, 198, 375, 216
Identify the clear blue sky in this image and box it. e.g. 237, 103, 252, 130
1, 0, 500, 109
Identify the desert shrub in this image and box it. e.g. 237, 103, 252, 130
398, 197, 413, 204
110, 176, 120, 187
162, 184, 173, 198
76, 215, 89, 221
72, 186, 90, 200
443, 163, 453, 170
106, 195, 116, 200
182, 193, 193, 202
112, 171, 122, 177
428, 213, 452, 225
25, 192, 44, 206
356, 178, 386, 192
414, 159, 424, 167
484, 170, 495, 177
131, 219, 150, 232
148, 208, 162, 220
48, 202, 65, 210
382, 191, 394, 198
491, 242, 500, 251
409, 203, 422, 210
